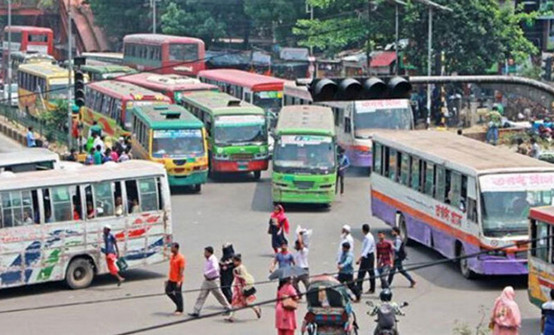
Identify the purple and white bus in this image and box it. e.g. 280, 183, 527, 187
370, 130, 554, 278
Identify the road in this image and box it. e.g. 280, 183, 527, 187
0, 150, 541, 334
0, 131, 22, 152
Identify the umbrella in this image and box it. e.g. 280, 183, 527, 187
268, 266, 308, 280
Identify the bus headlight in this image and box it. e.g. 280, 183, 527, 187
254, 152, 267, 159
215, 154, 230, 160
481, 249, 506, 258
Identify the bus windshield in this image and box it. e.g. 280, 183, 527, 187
152, 129, 204, 158
49, 80, 71, 99
214, 115, 267, 145
253, 91, 282, 112
480, 173, 554, 237
169, 43, 198, 61
354, 108, 412, 135
274, 135, 336, 173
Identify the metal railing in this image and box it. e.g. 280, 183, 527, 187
0, 105, 67, 145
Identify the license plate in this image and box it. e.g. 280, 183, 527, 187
238, 161, 248, 170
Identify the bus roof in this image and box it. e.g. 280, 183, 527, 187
198, 69, 284, 91
284, 80, 312, 101
3, 26, 53, 34
0, 148, 59, 168
18, 63, 69, 77
116, 73, 218, 92
87, 81, 170, 101
372, 130, 554, 175
11, 51, 55, 62
0, 161, 165, 192
80, 65, 137, 75
82, 52, 124, 59
276, 105, 335, 137
182, 91, 264, 115
530, 206, 554, 224
123, 34, 204, 45
132, 104, 203, 130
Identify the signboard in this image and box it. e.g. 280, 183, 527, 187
280, 48, 309, 61
356, 99, 410, 113
27, 45, 48, 54
153, 129, 202, 139
280, 135, 332, 146
215, 115, 265, 126
257, 91, 282, 99
480, 173, 554, 192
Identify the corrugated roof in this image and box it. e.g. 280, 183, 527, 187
370, 51, 396, 68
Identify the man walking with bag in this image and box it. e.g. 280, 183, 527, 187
166, 242, 186, 315
388, 227, 416, 288
356, 224, 376, 294
103, 225, 125, 286
189, 246, 232, 317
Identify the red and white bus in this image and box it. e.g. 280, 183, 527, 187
116, 72, 217, 104
2, 26, 54, 80
123, 34, 205, 76
198, 69, 285, 126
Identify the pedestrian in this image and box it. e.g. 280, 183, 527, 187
486, 108, 501, 145
85, 135, 94, 153
94, 135, 106, 154
103, 148, 113, 163
66, 148, 78, 162
275, 277, 299, 335
220, 243, 236, 304
226, 254, 261, 322
376, 232, 393, 289
166, 242, 186, 315
118, 148, 130, 162
387, 227, 416, 288
516, 138, 528, 156
270, 241, 295, 272
189, 246, 232, 318
26, 126, 36, 148
110, 146, 119, 162
356, 223, 376, 295
93, 145, 103, 165
541, 289, 554, 335
103, 225, 125, 286
268, 204, 290, 253
292, 233, 309, 296
489, 286, 521, 335
336, 147, 350, 195
337, 224, 354, 262
89, 120, 102, 138
530, 137, 541, 159
337, 242, 360, 302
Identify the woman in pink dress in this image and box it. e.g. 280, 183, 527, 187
490, 286, 521, 335
226, 254, 261, 322
275, 277, 298, 335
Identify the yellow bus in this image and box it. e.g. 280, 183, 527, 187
529, 206, 554, 308
130, 104, 208, 191
17, 63, 87, 118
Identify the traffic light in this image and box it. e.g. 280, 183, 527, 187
74, 70, 85, 108
307, 76, 412, 102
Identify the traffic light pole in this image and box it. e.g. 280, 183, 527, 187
67, 0, 73, 149
426, 7, 432, 127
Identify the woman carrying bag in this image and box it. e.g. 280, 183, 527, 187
275, 277, 299, 335
226, 254, 261, 322
269, 204, 290, 253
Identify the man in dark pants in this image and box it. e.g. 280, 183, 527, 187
356, 224, 376, 294
166, 242, 186, 315
388, 227, 416, 288
336, 147, 350, 195
337, 242, 360, 302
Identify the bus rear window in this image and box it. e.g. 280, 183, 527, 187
28, 34, 48, 42
169, 43, 198, 61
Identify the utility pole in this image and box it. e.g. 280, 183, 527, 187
67, 0, 73, 148
7, 0, 12, 114
426, 7, 432, 127
395, 3, 399, 75
151, 0, 157, 34
306, 1, 314, 56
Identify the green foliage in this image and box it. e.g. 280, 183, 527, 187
89, 0, 150, 42
38, 100, 69, 142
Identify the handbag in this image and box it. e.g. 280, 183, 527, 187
282, 296, 298, 311
243, 287, 257, 297
116, 257, 128, 272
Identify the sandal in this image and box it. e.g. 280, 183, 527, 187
254, 307, 262, 319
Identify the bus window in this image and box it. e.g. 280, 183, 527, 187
125, 180, 140, 214
449, 172, 463, 209
400, 153, 410, 186
411, 158, 420, 191
1, 190, 36, 227
466, 176, 478, 223
373, 143, 382, 175
84, 185, 96, 219
532, 220, 551, 262
139, 178, 159, 212
50, 186, 73, 222
424, 162, 434, 196
383, 146, 390, 177
114, 181, 124, 217
344, 117, 351, 133
94, 182, 114, 217
388, 149, 397, 181
435, 166, 446, 202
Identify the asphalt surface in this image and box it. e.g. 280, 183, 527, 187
0, 133, 542, 335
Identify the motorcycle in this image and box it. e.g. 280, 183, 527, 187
366, 300, 408, 335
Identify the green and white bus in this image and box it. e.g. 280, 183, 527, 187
80, 64, 137, 81
272, 105, 337, 205
181, 91, 269, 180
130, 104, 208, 191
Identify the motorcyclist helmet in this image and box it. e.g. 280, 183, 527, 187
380, 288, 393, 302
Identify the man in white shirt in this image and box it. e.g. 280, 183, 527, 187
93, 134, 105, 154
356, 224, 376, 294
337, 224, 354, 262
189, 246, 231, 317
292, 233, 309, 295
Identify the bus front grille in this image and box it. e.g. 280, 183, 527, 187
294, 181, 315, 189
231, 153, 253, 161
174, 159, 187, 166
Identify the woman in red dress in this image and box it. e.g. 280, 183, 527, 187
226, 254, 261, 322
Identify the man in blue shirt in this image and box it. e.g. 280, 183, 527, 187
336, 147, 350, 195
337, 242, 360, 302
26, 126, 36, 148
103, 225, 125, 286
387, 227, 416, 288
542, 289, 554, 335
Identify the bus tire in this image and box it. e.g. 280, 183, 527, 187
66, 257, 95, 289
398, 213, 410, 246
193, 184, 201, 193
458, 244, 476, 280
253, 171, 261, 180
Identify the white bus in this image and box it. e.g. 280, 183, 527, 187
0, 148, 61, 173
0, 160, 172, 289
370, 130, 554, 278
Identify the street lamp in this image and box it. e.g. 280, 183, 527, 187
386, 0, 407, 76
412, 0, 452, 127
151, 0, 160, 34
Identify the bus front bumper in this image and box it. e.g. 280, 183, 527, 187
472, 255, 528, 275
168, 170, 208, 186
212, 159, 268, 172
346, 149, 372, 168
272, 187, 335, 204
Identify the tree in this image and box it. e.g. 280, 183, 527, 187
89, 0, 151, 43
